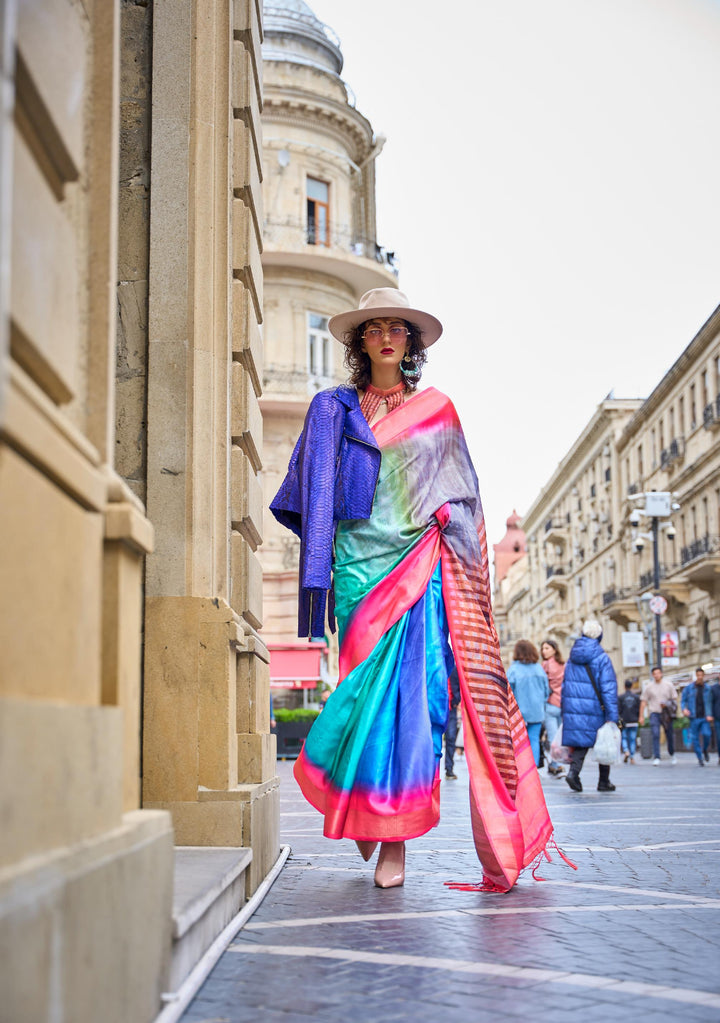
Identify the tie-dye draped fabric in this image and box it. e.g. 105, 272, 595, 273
293, 388, 553, 891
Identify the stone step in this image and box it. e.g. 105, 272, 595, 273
169, 846, 253, 992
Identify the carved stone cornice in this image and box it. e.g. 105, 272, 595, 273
617, 303, 720, 452
262, 89, 373, 160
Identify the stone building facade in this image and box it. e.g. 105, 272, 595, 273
258, 0, 397, 688
0, 1, 276, 1020
500, 305, 720, 684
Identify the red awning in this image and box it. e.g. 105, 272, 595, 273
269, 642, 327, 689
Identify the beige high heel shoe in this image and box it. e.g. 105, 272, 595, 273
355, 840, 378, 861
374, 841, 405, 888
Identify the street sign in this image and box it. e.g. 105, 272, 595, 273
621, 631, 645, 667
648, 595, 667, 615
661, 630, 679, 666
644, 492, 672, 517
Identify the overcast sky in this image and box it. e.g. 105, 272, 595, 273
310, 0, 720, 556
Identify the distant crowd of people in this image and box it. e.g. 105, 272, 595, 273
443, 622, 720, 791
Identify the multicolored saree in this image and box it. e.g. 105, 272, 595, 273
293, 387, 554, 891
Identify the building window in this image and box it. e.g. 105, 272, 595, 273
308, 312, 332, 386
637, 442, 644, 478
651, 427, 657, 467
679, 395, 685, 433
702, 368, 709, 408
702, 616, 711, 647
306, 177, 329, 246
690, 383, 697, 429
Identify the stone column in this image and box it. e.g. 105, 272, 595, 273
143, 0, 278, 894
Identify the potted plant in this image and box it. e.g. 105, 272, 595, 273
274, 707, 320, 759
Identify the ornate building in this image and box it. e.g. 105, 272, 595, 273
503, 304, 720, 684
258, 0, 397, 692
501, 399, 642, 667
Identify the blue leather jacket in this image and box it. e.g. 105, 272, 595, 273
270, 386, 381, 638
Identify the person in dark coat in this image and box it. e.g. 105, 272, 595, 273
561, 619, 619, 792
711, 677, 720, 766
443, 668, 461, 779
618, 680, 640, 763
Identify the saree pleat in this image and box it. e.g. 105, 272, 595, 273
293, 387, 554, 889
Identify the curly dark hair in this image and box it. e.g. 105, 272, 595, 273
513, 639, 540, 664
342, 318, 428, 392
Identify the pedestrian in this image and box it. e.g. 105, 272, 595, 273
561, 620, 619, 792
540, 639, 565, 776
680, 667, 713, 766
270, 288, 554, 892
507, 640, 550, 767
639, 666, 679, 765
443, 667, 461, 779
711, 674, 720, 766
618, 679, 640, 763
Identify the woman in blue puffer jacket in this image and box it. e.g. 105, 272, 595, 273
562, 620, 619, 792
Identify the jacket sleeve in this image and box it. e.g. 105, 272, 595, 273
270, 391, 345, 639
681, 686, 691, 714
598, 653, 619, 722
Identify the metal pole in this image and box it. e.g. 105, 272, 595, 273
652, 516, 662, 667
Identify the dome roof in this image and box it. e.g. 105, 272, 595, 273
263, 1, 343, 74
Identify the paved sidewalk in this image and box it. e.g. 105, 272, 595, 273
181, 751, 720, 1022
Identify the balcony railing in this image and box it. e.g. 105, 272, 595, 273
546, 564, 571, 579
639, 566, 670, 590
602, 586, 633, 607
544, 518, 565, 532
681, 534, 720, 566
702, 395, 720, 429
264, 215, 399, 275
660, 436, 685, 469
263, 366, 337, 395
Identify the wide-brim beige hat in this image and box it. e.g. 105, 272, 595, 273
328, 288, 443, 347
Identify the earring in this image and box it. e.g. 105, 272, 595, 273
400, 353, 420, 379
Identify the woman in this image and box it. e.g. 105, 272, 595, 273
561, 620, 619, 792
507, 641, 550, 767
271, 288, 554, 891
541, 639, 565, 776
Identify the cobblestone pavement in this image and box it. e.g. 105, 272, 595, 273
181, 750, 720, 1022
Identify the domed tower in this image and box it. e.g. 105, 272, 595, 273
259, 1, 397, 685
493, 510, 527, 586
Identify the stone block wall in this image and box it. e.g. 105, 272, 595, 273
0, 1, 174, 1020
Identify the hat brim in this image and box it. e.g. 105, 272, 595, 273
328, 305, 443, 347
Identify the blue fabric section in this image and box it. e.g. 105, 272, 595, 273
303, 564, 450, 807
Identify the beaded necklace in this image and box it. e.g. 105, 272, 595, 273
359, 382, 406, 425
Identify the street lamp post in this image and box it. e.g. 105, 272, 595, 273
651, 515, 663, 667
630, 491, 678, 670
